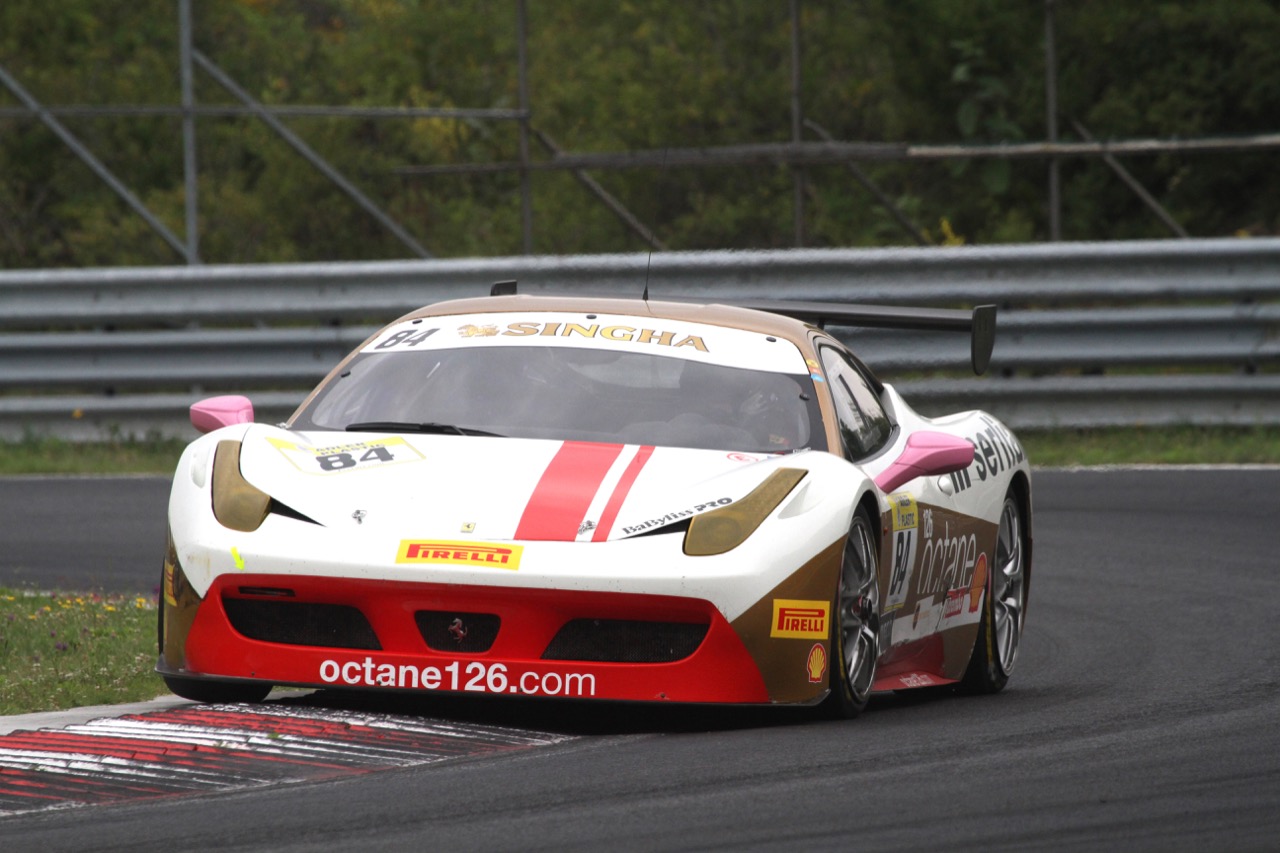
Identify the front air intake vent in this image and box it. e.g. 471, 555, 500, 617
542, 619, 708, 663
223, 598, 380, 650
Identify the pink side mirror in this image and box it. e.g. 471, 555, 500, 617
190, 395, 255, 434
874, 431, 974, 494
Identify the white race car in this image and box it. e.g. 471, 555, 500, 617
159, 288, 1031, 717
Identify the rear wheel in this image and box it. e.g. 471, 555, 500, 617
163, 675, 272, 704
960, 489, 1027, 694
826, 506, 881, 718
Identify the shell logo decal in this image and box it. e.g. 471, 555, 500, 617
806, 643, 828, 683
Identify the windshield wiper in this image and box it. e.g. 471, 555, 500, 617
345, 421, 505, 437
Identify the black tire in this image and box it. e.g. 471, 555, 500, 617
163, 675, 272, 704
960, 489, 1028, 694
825, 505, 881, 718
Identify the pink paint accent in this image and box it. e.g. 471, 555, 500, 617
190, 395, 255, 433
874, 431, 975, 494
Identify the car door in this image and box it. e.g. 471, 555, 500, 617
813, 336, 989, 677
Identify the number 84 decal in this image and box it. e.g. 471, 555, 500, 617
884, 492, 919, 613
268, 436, 425, 474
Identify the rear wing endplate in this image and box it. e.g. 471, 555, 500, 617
735, 299, 997, 375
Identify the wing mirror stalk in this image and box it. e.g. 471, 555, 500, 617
874, 431, 974, 494
190, 395, 255, 434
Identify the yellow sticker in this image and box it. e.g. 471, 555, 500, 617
770, 599, 829, 639
890, 492, 918, 531
396, 540, 522, 570
268, 435, 424, 474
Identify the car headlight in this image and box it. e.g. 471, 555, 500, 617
683, 468, 806, 556
211, 440, 270, 532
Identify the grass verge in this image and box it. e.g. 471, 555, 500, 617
1018, 424, 1280, 466
0, 434, 188, 476
0, 588, 161, 716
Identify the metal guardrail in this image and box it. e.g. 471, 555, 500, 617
2, 237, 1278, 440
5, 305, 1275, 386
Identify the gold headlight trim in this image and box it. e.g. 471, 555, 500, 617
211, 439, 271, 532
683, 468, 807, 556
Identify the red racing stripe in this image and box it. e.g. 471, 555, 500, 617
515, 441, 624, 541
593, 445, 656, 541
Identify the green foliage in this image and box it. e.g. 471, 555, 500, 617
2, 0, 1279, 265
1055, 1, 1280, 238
0, 588, 161, 715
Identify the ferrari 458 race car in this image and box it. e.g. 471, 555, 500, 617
158, 286, 1031, 717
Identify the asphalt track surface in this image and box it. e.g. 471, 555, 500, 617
1, 468, 1278, 851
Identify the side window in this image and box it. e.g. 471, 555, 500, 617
818, 344, 892, 459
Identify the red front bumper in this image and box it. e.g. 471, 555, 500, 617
166, 573, 772, 704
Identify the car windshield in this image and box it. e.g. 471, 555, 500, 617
292, 344, 825, 454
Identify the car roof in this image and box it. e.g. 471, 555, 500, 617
398, 294, 817, 344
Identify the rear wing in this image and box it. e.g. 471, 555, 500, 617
487, 280, 997, 375
734, 299, 997, 376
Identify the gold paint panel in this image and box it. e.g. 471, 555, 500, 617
161, 533, 203, 670
729, 537, 843, 704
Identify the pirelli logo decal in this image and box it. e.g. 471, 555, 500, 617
770, 599, 829, 640
396, 540, 523, 570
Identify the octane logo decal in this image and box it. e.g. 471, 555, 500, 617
770, 599, 829, 639
318, 657, 595, 696
915, 523, 979, 598
396, 540, 523, 570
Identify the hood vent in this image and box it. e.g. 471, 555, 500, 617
268, 498, 322, 526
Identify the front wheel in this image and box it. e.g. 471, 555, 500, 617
163, 675, 272, 704
825, 505, 881, 718
960, 488, 1028, 694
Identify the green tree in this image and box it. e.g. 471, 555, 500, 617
2, 0, 1279, 266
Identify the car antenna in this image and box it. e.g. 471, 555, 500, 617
642, 147, 670, 304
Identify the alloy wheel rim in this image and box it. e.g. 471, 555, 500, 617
993, 496, 1025, 674
839, 516, 879, 703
